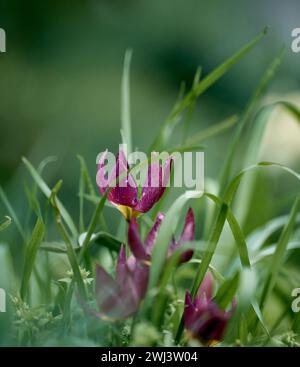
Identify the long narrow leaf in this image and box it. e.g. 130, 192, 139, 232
22, 157, 78, 238
20, 218, 45, 300
259, 194, 300, 310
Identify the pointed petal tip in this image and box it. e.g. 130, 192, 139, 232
128, 218, 149, 261
179, 207, 195, 244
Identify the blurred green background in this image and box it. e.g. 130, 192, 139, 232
1, 0, 300, 225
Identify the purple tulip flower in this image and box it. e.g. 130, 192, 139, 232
94, 245, 149, 319
128, 208, 195, 264
184, 272, 235, 346
97, 149, 172, 221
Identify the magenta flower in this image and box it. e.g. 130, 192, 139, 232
97, 149, 172, 221
94, 245, 149, 319
184, 272, 235, 346
128, 208, 195, 264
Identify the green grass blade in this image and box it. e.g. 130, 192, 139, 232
50, 181, 87, 298
259, 193, 300, 310
94, 231, 122, 252
77, 155, 96, 197
173, 28, 269, 122
205, 193, 251, 267
121, 49, 133, 154
190, 203, 228, 297
22, 157, 78, 238
224, 162, 300, 204
20, 217, 45, 300
0, 216, 11, 232
184, 114, 238, 146
0, 186, 26, 241
214, 272, 239, 310
79, 191, 108, 261
151, 28, 268, 151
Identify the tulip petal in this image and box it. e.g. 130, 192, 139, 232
108, 150, 138, 207
128, 218, 149, 261
197, 272, 214, 301
133, 261, 149, 300
116, 245, 126, 285
95, 264, 122, 315
179, 208, 195, 244
134, 157, 172, 213
144, 212, 164, 252
96, 150, 109, 195
184, 292, 198, 328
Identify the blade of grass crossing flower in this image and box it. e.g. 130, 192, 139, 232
259, 193, 300, 311
22, 157, 78, 238
20, 217, 45, 300
0, 216, 11, 232
191, 203, 228, 297
149, 190, 203, 290
0, 186, 26, 242
175, 203, 228, 343
219, 47, 285, 196
121, 49, 133, 155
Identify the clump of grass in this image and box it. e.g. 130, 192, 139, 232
0, 28, 300, 347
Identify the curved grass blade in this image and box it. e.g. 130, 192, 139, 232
224, 161, 300, 204
22, 157, 78, 238
253, 241, 300, 264
248, 213, 300, 254
151, 27, 268, 151
235, 101, 300, 225
259, 193, 300, 311
205, 193, 251, 268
